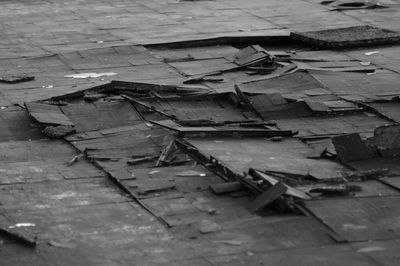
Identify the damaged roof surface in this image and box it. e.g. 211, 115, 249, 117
1, 0, 400, 265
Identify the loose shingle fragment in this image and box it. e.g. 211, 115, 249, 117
332, 133, 375, 162
25, 102, 74, 127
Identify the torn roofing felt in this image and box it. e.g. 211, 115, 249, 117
21, 43, 399, 214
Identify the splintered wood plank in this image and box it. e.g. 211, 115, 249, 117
304, 196, 400, 242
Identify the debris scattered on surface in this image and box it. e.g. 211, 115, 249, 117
2, 0, 400, 264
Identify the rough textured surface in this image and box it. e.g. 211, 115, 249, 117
291, 25, 400, 48
1, 0, 400, 265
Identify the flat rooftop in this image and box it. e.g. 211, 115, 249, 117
1, 0, 400, 265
